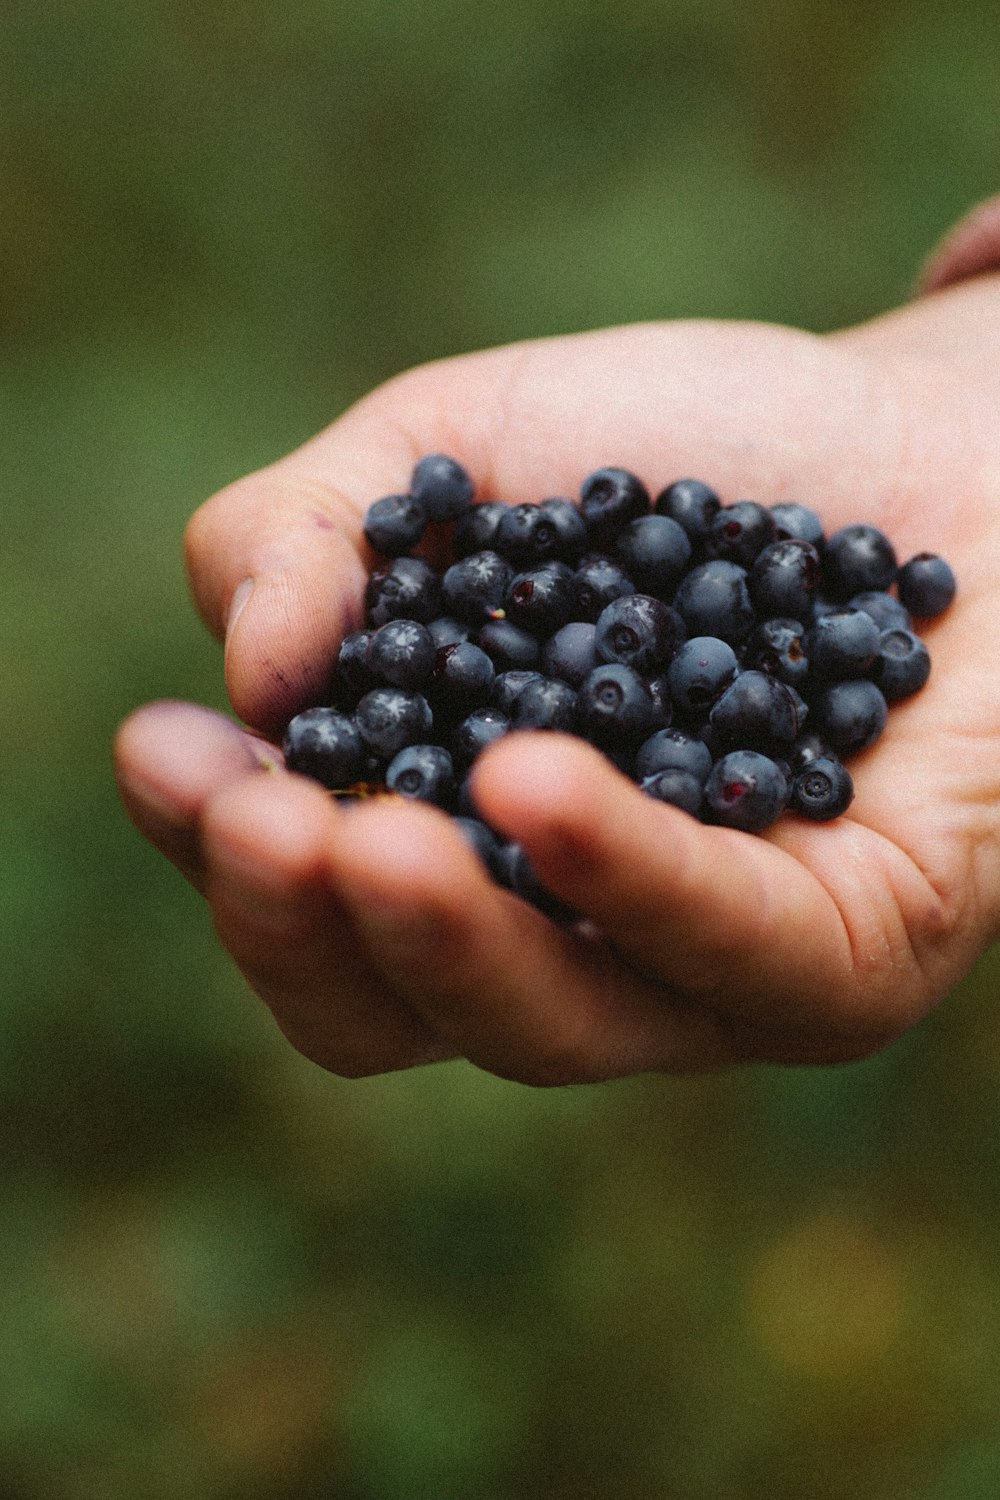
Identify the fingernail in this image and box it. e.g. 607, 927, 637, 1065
226, 577, 255, 641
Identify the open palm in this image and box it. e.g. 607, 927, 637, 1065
115, 290, 1000, 1082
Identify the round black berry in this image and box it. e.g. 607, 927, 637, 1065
579, 467, 650, 546
790, 756, 854, 820
575, 663, 656, 747
640, 768, 704, 816
364, 493, 428, 556
365, 556, 442, 627
409, 453, 475, 522
367, 618, 436, 689
634, 727, 713, 785
873, 628, 931, 702
703, 751, 789, 833
441, 549, 513, 624
816, 679, 888, 756
386, 744, 455, 806
748, 539, 821, 621
769, 502, 825, 550
453, 500, 506, 558
613, 514, 692, 597
283, 707, 364, 790
667, 636, 740, 717
896, 553, 956, 618
354, 687, 434, 760
654, 478, 721, 544
673, 560, 755, 646
822, 524, 898, 600
707, 501, 777, 568
595, 594, 685, 675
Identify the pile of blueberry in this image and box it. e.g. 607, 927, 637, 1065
283, 454, 955, 915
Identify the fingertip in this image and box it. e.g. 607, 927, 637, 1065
469, 731, 644, 861
114, 702, 272, 823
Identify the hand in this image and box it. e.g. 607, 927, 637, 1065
114, 282, 1000, 1083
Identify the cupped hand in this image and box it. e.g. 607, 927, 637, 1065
114, 286, 1000, 1083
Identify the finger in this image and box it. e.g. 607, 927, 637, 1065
200, 773, 453, 1077
114, 701, 278, 889
184, 322, 904, 734
326, 797, 738, 1084
469, 733, 933, 1053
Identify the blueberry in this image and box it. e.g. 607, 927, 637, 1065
504, 561, 576, 636
654, 478, 721, 544
595, 593, 685, 675
542, 621, 599, 685
748, 539, 821, 621
385, 744, 455, 806
573, 556, 637, 621
666, 636, 739, 717
872, 627, 931, 702
538, 497, 588, 563
709, 669, 804, 754
426, 615, 473, 649
365, 556, 442, 627
510, 676, 577, 732
896, 553, 956, 618
453, 816, 506, 877
769, 502, 825, 550
579, 467, 650, 546
789, 755, 854, 821
452, 500, 507, 558
640, 768, 704, 816
442, 549, 513, 624
431, 640, 496, 713
806, 608, 880, 679
332, 630, 377, 706
703, 750, 790, 833
634, 727, 713, 785
822, 524, 898, 600
613, 514, 692, 597
575, 663, 656, 747
354, 687, 434, 760
673, 560, 755, 646
496, 501, 585, 567
495, 503, 559, 566
367, 618, 436, 689
848, 590, 911, 632
363, 493, 428, 556
409, 453, 475, 523
490, 669, 546, 715
707, 501, 777, 568
477, 618, 542, 671
815, 679, 888, 756
742, 618, 810, 691
283, 707, 364, 790
452, 707, 511, 769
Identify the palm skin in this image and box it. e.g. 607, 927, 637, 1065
115, 279, 1000, 1083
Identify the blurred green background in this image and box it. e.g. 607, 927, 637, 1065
4, 1, 1000, 1495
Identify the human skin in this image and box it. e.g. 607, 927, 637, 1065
114, 273, 1000, 1084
